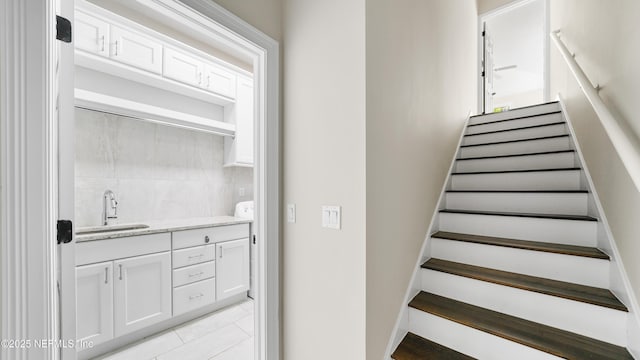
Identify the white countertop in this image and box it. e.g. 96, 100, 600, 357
76, 216, 252, 242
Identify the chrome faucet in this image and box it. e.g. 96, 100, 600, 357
102, 190, 118, 225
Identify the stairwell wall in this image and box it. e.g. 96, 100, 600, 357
549, 0, 640, 354
366, 0, 478, 358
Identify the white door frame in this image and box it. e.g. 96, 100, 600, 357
0, 0, 281, 359
477, 0, 551, 113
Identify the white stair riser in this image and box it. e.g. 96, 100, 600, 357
463, 123, 567, 146
468, 103, 561, 126
438, 212, 597, 246
467, 112, 563, 134
459, 137, 571, 158
408, 308, 562, 360
455, 152, 576, 172
450, 171, 582, 191
430, 239, 609, 288
421, 269, 627, 346
445, 192, 588, 215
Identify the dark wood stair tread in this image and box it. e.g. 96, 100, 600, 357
422, 259, 627, 311
452, 167, 580, 175
440, 209, 597, 221
456, 149, 575, 161
391, 332, 476, 360
431, 231, 609, 259
465, 121, 565, 137
460, 134, 569, 148
409, 292, 632, 359
468, 110, 561, 126
470, 101, 559, 118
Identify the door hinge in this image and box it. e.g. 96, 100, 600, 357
252, 234, 256, 245
56, 16, 72, 43
481, 71, 485, 77
482, 30, 486, 37
57, 220, 73, 244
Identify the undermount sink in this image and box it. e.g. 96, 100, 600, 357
76, 223, 150, 235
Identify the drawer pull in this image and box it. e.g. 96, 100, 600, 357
204, 235, 210, 243
189, 293, 205, 300
188, 254, 204, 260
188, 271, 204, 278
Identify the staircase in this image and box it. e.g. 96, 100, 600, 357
391, 102, 635, 359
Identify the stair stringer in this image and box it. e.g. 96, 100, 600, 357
383, 113, 472, 359
558, 95, 640, 358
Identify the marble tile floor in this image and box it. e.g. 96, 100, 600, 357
95, 299, 255, 360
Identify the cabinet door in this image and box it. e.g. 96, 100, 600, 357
74, 10, 109, 57
114, 252, 172, 337
163, 47, 205, 87
203, 62, 237, 98
216, 238, 250, 301
76, 262, 114, 346
110, 25, 163, 74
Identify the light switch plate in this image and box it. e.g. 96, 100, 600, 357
322, 205, 341, 229
287, 204, 296, 223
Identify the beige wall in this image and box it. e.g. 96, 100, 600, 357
282, 0, 367, 359
213, 0, 282, 41
549, 0, 640, 328
477, 0, 516, 14
366, 0, 478, 358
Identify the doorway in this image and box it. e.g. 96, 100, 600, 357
479, 0, 550, 113
0, 0, 279, 359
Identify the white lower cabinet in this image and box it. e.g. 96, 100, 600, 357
76, 261, 114, 346
114, 252, 172, 337
216, 238, 250, 301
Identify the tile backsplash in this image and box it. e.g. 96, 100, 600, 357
75, 108, 253, 227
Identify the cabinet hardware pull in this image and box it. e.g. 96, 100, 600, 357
188, 254, 204, 259
220, 247, 223, 258
119, 264, 123, 280
198, 72, 202, 85
189, 293, 204, 300
206, 75, 210, 87
100, 35, 105, 52
114, 40, 119, 56
204, 235, 210, 243
188, 271, 204, 278
104, 267, 109, 284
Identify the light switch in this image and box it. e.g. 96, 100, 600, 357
287, 204, 296, 223
322, 206, 341, 229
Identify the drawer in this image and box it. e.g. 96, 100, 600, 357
173, 261, 215, 287
76, 233, 171, 266
173, 278, 215, 316
172, 244, 215, 269
172, 224, 250, 250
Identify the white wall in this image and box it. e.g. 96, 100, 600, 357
282, 0, 367, 358
366, 0, 478, 358
74, 108, 253, 227
549, 0, 640, 345
477, 0, 516, 14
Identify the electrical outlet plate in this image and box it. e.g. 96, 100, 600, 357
322, 206, 341, 229
287, 204, 296, 223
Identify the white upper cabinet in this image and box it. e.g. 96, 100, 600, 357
163, 47, 205, 87
216, 238, 250, 301
76, 261, 114, 346
113, 252, 172, 337
75, 10, 110, 57
110, 25, 163, 74
225, 75, 254, 166
203, 62, 237, 99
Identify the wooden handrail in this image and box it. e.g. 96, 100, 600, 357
551, 30, 640, 192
